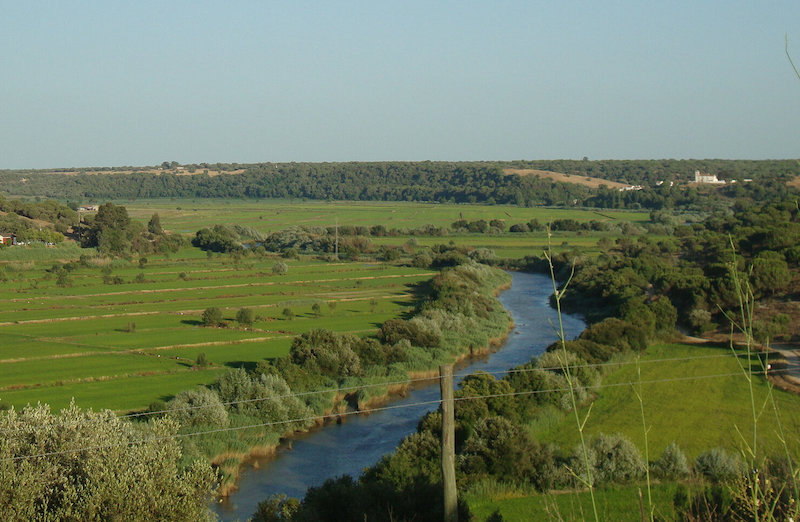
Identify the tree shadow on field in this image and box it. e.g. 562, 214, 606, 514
180, 319, 203, 326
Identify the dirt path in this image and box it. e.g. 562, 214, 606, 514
770, 345, 800, 390
680, 334, 800, 393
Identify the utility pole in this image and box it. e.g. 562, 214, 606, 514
440, 364, 457, 522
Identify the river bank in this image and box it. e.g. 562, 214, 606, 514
213, 271, 585, 520
206, 264, 513, 496
213, 330, 512, 497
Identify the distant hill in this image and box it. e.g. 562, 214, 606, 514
503, 168, 630, 189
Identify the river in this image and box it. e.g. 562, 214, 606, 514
213, 271, 585, 520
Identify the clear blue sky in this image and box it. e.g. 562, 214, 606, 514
2, 1, 798, 169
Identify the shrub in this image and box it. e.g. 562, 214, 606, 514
251, 494, 300, 522
579, 317, 647, 353
201, 307, 224, 327
459, 416, 556, 491
695, 448, 741, 482
653, 442, 690, 479
289, 329, 363, 377
572, 433, 645, 486
236, 307, 255, 326
411, 251, 432, 268
167, 387, 228, 428
379, 318, 441, 348
272, 261, 288, 275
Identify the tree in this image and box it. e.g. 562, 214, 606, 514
0, 403, 217, 520
167, 387, 229, 428
55, 269, 71, 287
272, 261, 288, 275
236, 307, 255, 326
312, 303, 322, 316
750, 251, 791, 297
282, 307, 294, 320
201, 307, 224, 327
148, 213, 163, 235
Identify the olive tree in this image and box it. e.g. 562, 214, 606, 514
0, 402, 217, 520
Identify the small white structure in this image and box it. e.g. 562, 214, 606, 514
694, 170, 725, 184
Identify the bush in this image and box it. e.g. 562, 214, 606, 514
289, 329, 363, 377
236, 307, 255, 326
459, 416, 556, 491
653, 442, 690, 479
379, 318, 441, 348
579, 317, 647, 353
201, 307, 224, 327
411, 251, 432, 268
167, 387, 229, 428
572, 433, 645, 486
695, 448, 741, 482
0, 403, 217, 520
272, 261, 288, 275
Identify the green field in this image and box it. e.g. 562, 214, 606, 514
0, 199, 651, 413
119, 198, 649, 235
466, 482, 682, 522
0, 250, 431, 412
531, 343, 800, 459
116, 198, 649, 259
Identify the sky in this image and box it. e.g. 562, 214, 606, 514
1, 1, 799, 169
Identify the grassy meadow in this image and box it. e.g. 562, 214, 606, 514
0, 200, 650, 413
466, 482, 683, 522
0, 250, 431, 412
120, 198, 649, 234
119, 198, 649, 258
530, 342, 800, 459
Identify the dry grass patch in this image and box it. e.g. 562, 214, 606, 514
503, 168, 629, 189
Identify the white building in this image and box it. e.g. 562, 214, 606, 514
694, 170, 725, 184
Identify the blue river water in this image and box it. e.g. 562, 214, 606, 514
213, 271, 585, 520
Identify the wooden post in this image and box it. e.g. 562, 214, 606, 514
440, 364, 457, 522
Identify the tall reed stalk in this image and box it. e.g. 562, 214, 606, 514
544, 231, 599, 522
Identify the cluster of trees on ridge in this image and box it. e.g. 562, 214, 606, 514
78, 202, 186, 256
0, 195, 76, 245
2, 159, 797, 210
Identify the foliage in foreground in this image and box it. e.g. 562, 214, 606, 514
0, 402, 218, 520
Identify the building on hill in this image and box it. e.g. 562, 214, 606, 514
694, 170, 725, 184
0, 234, 17, 246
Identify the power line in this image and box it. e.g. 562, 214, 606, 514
1, 352, 792, 426
2, 367, 798, 463
122, 352, 793, 421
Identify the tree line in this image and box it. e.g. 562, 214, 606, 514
3, 159, 797, 210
